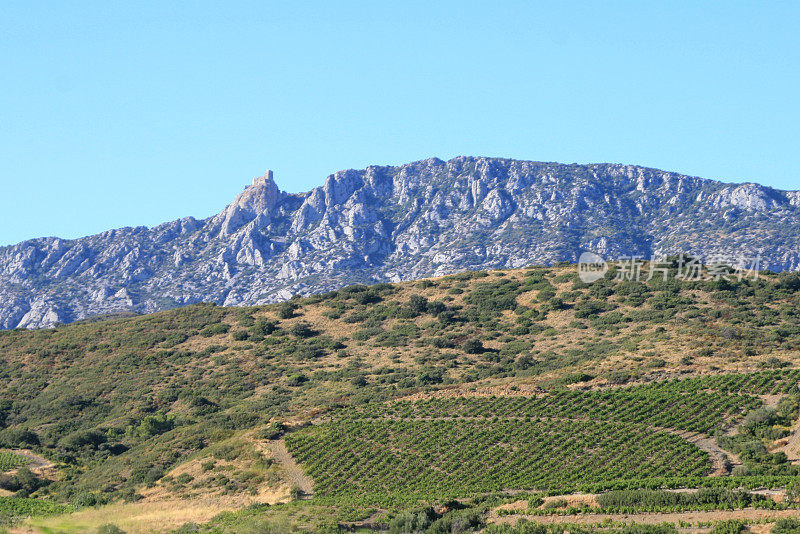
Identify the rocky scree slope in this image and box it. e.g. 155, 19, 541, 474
2, 157, 799, 329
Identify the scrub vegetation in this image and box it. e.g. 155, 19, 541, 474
2, 261, 800, 531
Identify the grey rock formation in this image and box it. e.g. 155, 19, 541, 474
1, 156, 798, 329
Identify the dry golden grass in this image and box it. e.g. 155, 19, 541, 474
134, 431, 291, 507
22, 498, 240, 534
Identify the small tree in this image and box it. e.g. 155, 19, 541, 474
289, 485, 303, 500
134, 413, 175, 438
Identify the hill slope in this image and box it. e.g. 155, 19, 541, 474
0, 265, 799, 480
3, 157, 800, 329
1, 264, 800, 530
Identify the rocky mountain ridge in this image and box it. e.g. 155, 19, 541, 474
2, 156, 799, 329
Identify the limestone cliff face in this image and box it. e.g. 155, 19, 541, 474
2, 157, 798, 329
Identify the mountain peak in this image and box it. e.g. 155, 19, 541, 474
2, 157, 799, 329
211, 171, 282, 235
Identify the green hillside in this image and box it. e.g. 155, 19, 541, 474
2, 262, 800, 531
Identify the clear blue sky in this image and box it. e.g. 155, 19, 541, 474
1, 1, 798, 246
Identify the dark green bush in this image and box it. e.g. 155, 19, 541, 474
277, 302, 297, 319
200, 323, 230, 337
465, 279, 521, 314
0, 428, 39, 447
463, 339, 484, 354
232, 330, 250, 341
773, 518, 800, 534
290, 322, 318, 338
287, 374, 308, 387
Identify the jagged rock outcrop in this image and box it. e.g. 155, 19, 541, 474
1, 156, 798, 329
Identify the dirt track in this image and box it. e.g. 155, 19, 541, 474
662, 429, 741, 475
2, 449, 56, 479
774, 419, 800, 463
270, 439, 314, 497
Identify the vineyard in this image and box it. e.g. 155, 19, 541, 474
632, 370, 800, 396
285, 371, 800, 504
0, 451, 30, 472
287, 419, 709, 502
336, 375, 768, 434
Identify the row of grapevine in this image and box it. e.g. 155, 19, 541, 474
630, 370, 800, 396
338, 388, 761, 434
